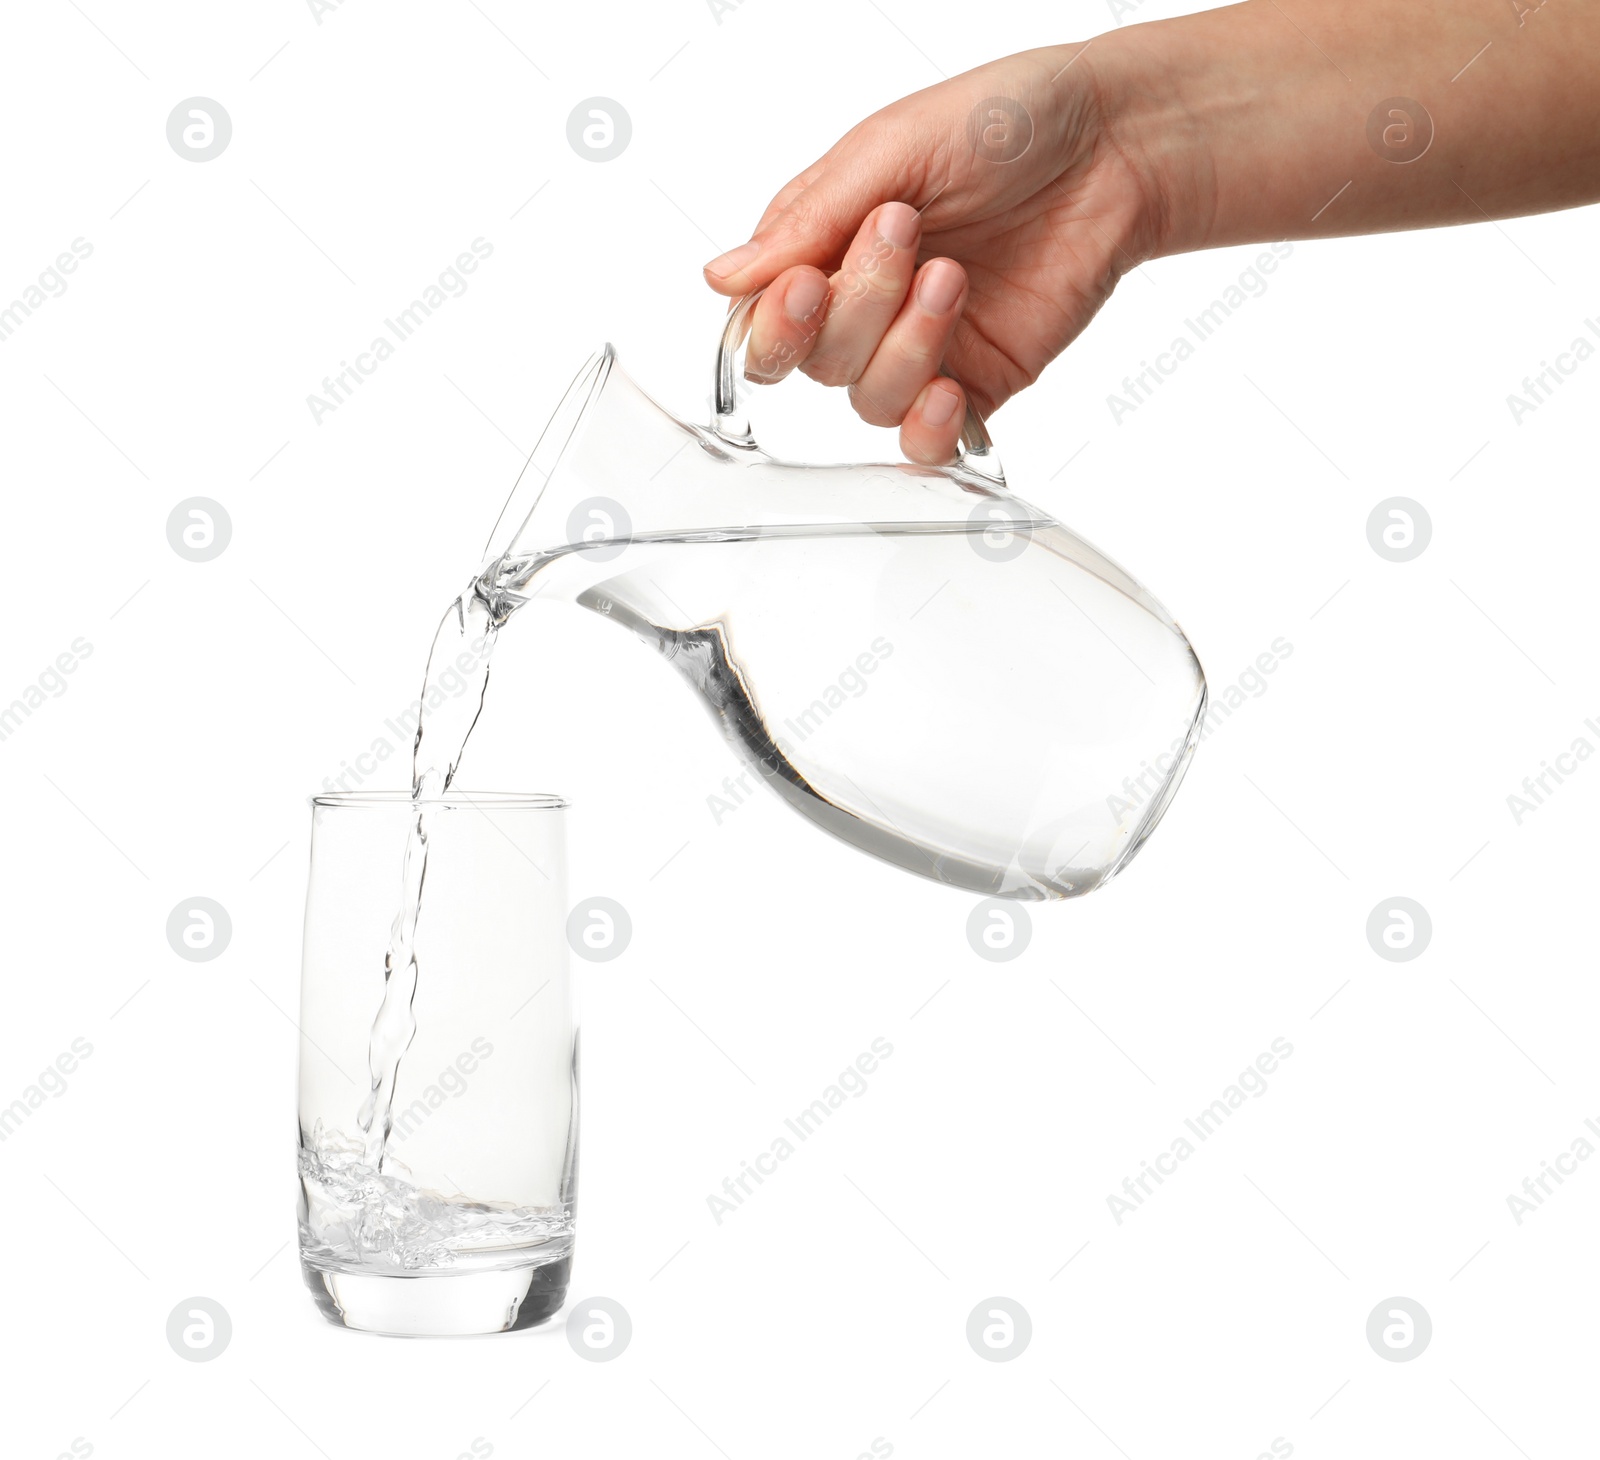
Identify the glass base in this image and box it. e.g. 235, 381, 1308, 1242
302, 1252, 571, 1336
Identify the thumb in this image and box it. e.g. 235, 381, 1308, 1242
702, 151, 902, 296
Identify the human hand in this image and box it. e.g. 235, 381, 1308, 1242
701, 46, 1156, 464
705, 0, 1600, 466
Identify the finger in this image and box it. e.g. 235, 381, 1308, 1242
801, 202, 922, 389
750, 159, 828, 238
847, 258, 967, 426
703, 154, 887, 296
743, 267, 832, 384
899, 377, 965, 466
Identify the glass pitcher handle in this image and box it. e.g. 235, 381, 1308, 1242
711, 288, 1005, 486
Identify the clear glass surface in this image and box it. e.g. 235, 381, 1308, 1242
465, 295, 1207, 899
297, 791, 576, 1336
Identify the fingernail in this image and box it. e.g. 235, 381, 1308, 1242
920, 381, 961, 427
783, 271, 829, 326
916, 260, 964, 315
704, 240, 761, 280
875, 202, 919, 251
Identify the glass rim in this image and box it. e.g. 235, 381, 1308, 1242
312, 789, 568, 810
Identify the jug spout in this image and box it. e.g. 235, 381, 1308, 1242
480, 346, 712, 578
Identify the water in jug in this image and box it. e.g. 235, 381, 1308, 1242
435, 290, 1208, 904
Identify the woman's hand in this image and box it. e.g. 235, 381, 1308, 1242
704, 0, 1600, 465
701, 45, 1161, 465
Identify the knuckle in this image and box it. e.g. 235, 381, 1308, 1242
859, 260, 907, 303
895, 336, 940, 371
803, 354, 859, 389
834, 257, 902, 308
773, 195, 853, 260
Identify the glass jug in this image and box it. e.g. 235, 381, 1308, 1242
473, 291, 1207, 900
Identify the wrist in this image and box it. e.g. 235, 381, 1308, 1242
1076, 24, 1223, 263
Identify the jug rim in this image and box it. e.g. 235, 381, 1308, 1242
480, 346, 615, 568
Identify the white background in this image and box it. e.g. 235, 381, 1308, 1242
2, 0, 1597, 1457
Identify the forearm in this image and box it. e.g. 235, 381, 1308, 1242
1084, 0, 1600, 257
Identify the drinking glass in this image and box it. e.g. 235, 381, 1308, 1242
297, 791, 576, 1336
